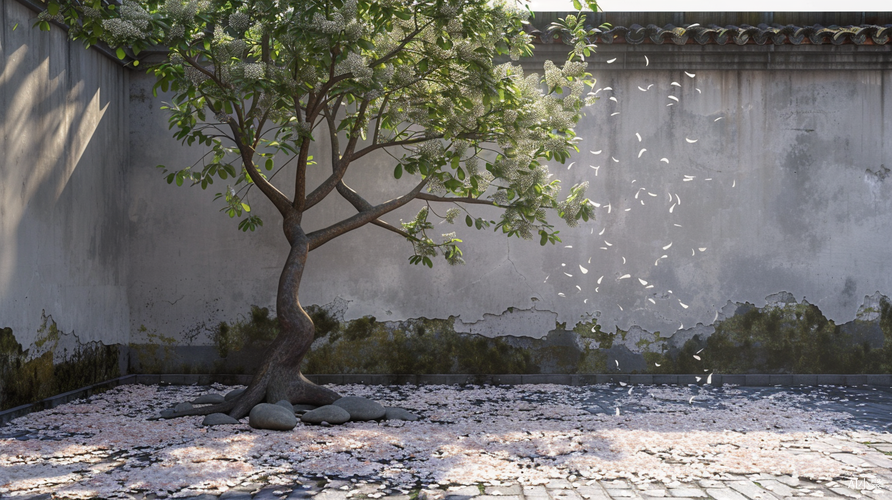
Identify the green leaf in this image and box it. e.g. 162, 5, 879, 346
116, 47, 126, 60
540, 231, 548, 246
394, 164, 403, 179
465, 215, 473, 227
265, 158, 274, 171
418, 58, 428, 73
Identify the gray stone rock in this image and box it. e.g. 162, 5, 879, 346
300, 405, 351, 425
275, 399, 295, 414
384, 407, 420, 421
332, 396, 386, 421
202, 413, 240, 426
174, 402, 194, 413
293, 404, 318, 413
249, 403, 298, 431
224, 388, 246, 401
159, 408, 176, 418
191, 393, 226, 405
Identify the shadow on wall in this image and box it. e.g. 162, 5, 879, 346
127, 295, 892, 379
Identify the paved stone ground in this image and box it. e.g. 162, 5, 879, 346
5, 385, 892, 500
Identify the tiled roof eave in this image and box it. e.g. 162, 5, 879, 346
532, 24, 892, 47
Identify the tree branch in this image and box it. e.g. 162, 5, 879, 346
307, 178, 429, 251
416, 193, 503, 207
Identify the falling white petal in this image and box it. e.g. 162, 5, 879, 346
576, 285, 582, 291
615, 407, 620, 416
619, 381, 627, 386
558, 292, 566, 297
615, 359, 619, 367
595, 287, 599, 293
648, 298, 656, 304
679, 301, 689, 309
671, 81, 681, 87
676, 193, 681, 205
603, 86, 613, 91
567, 162, 576, 170
646, 285, 653, 289
635, 132, 642, 142
544, 274, 549, 282
611, 112, 620, 116
674, 223, 682, 227
611, 156, 619, 163
648, 192, 657, 197
590, 150, 602, 154
638, 278, 648, 285
607, 58, 617, 64
598, 228, 605, 236
696, 348, 705, 354
638, 86, 647, 92
584, 298, 588, 303
564, 272, 573, 277
604, 241, 612, 246
667, 103, 674, 107
685, 137, 698, 143
663, 242, 672, 250
579, 265, 589, 274
638, 148, 646, 158
692, 354, 701, 360
668, 95, 679, 102
618, 304, 623, 311
692, 248, 696, 256
597, 276, 603, 284
685, 71, 696, 78
660, 158, 669, 163
714, 117, 723, 122
644, 55, 649, 66
606, 204, 612, 213
622, 256, 626, 264
588, 257, 592, 263
707, 373, 713, 384
647, 84, 654, 89
618, 274, 630, 280
732, 180, 736, 187
564, 245, 573, 248
696, 88, 702, 93
655, 362, 661, 367
609, 96, 617, 102
696, 377, 702, 382
624, 208, 631, 212
689, 396, 695, 404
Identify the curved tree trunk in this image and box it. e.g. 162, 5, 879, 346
162, 219, 341, 420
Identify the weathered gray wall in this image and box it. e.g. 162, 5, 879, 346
126, 47, 892, 365
0, 0, 129, 393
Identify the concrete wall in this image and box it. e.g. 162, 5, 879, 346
0, 1, 129, 408
126, 43, 892, 374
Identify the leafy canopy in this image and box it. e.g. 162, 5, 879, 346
40, 0, 600, 266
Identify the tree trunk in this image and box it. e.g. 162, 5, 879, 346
162, 219, 341, 420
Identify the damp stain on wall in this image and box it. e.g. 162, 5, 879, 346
0, 312, 121, 412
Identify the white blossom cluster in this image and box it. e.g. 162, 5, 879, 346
228, 12, 251, 32
161, 0, 199, 24
557, 181, 588, 227
335, 52, 373, 85
98, 0, 156, 47
444, 208, 462, 223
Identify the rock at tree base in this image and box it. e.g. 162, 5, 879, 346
174, 402, 194, 413
192, 394, 226, 405
275, 400, 295, 414
224, 388, 246, 401
300, 405, 351, 425
202, 413, 240, 426
249, 403, 297, 431
384, 407, 420, 421
332, 396, 386, 421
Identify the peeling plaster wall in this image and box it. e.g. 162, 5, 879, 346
127, 61, 892, 360
0, 1, 130, 406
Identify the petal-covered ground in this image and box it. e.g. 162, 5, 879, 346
0, 383, 887, 498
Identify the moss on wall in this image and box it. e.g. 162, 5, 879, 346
1, 316, 121, 412
194, 297, 892, 377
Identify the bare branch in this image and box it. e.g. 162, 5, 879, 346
307, 178, 429, 251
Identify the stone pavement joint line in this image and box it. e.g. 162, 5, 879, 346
26, 472, 884, 500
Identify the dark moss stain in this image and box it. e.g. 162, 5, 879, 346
187, 297, 892, 377
645, 300, 892, 374
1, 316, 120, 412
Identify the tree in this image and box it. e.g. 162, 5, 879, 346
38, 0, 599, 419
